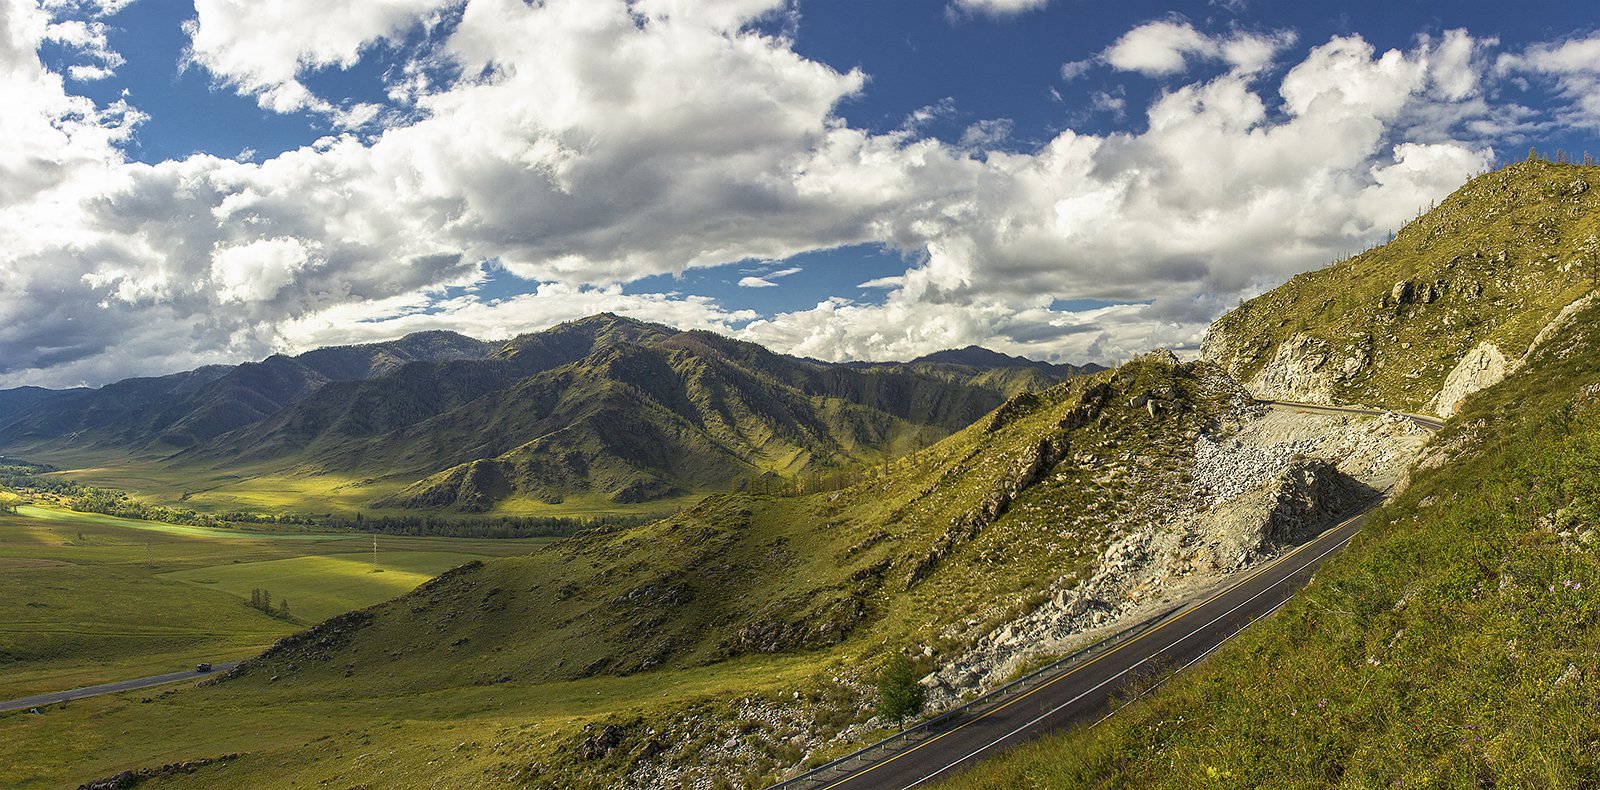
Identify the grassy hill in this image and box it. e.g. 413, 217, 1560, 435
1205, 159, 1600, 415
947, 273, 1600, 790
0, 352, 1241, 787
947, 161, 1600, 787
0, 330, 495, 453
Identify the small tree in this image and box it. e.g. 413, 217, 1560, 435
875, 653, 925, 728
0, 490, 23, 514
277, 598, 290, 618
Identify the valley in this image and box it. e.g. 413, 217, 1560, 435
3, 160, 1598, 789
0, 504, 547, 701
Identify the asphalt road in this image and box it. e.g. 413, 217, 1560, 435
799, 401, 1438, 790
1260, 399, 1446, 431
0, 662, 240, 713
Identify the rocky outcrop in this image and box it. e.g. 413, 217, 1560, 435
921, 402, 1427, 707
1430, 341, 1509, 417
1196, 459, 1372, 572
1243, 333, 1339, 405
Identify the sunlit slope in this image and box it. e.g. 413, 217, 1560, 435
182, 315, 1072, 512
217, 353, 1227, 695
1205, 160, 1600, 414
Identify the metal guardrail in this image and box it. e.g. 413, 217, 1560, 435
770, 406, 1434, 789
765, 601, 1187, 790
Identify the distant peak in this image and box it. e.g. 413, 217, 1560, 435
910, 346, 1031, 367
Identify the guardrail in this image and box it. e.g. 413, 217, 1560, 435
765, 601, 1187, 790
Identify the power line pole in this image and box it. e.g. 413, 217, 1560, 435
372, 534, 378, 572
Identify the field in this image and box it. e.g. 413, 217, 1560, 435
0, 505, 549, 700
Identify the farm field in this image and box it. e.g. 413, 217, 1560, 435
0, 505, 550, 699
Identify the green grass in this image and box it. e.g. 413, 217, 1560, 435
0, 353, 1236, 787
1206, 160, 1600, 412
161, 551, 496, 622
0, 650, 822, 789
940, 280, 1600, 788
0, 505, 550, 699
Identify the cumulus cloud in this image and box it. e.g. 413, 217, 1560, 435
1102, 18, 1295, 76
1498, 32, 1600, 129
183, 0, 455, 114
0, 2, 1594, 387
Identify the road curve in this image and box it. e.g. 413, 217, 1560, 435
786, 403, 1438, 790
0, 662, 240, 713
1259, 399, 1446, 431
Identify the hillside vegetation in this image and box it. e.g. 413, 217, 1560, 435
0, 352, 1248, 788
951, 163, 1600, 787
1205, 160, 1600, 415
0, 316, 1089, 520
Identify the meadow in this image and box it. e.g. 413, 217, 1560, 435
0, 505, 549, 700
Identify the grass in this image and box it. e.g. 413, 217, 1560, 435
0, 505, 550, 700
0, 352, 1238, 787
939, 278, 1600, 787
161, 551, 494, 622
1207, 160, 1600, 412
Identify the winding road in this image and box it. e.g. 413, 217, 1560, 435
0, 663, 240, 714
777, 401, 1441, 790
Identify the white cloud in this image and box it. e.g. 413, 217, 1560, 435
738, 265, 802, 288
1498, 32, 1600, 128
948, 0, 1050, 18
1102, 19, 1295, 77
0, 4, 1594, 387
183, 0, 455, 114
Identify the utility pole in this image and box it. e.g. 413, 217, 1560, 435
372, 534, 378, 572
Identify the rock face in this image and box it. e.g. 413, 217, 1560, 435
921, 401, 1429, 708
1242, 333, 1339, 405
1431, 341, 1509, 417
1197, 459, 1372, 572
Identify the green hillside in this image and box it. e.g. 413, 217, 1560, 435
155, 315, 1082, 516
1, 316, 1089, 520
0, 330, 495, 453
0, 352, 1238, 787
1205, 160, 1600, 414
947, 162, 1600, 787
947, 278, 1600, 790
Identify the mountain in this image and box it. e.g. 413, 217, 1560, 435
181, 315, 1086, 512
10, 165, 1600, 790
0, 315, 1096, 515
949, 160, 1600, 786
0, 330, 496, 454
910, 345, 1104, 377
1204, 159, 1599, 416
0, 385, 89, 422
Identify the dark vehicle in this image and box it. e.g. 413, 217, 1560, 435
195, 663, 212, 673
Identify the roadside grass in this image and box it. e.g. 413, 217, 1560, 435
0, 505, 549, 699
0, 651, 821, 789
938, 301, 1600, 787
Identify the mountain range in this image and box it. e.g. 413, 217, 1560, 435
0, 316, 1101, 515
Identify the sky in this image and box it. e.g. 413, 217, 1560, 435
3, 0, 1599, 388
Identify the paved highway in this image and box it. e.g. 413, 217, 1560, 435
1260, 399, 1446, 431
0, 662, 240, 713
789, 402, 1438, 790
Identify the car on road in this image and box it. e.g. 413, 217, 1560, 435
195, 663, 212, 673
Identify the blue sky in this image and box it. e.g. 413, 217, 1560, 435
4, 0, 1600, 387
